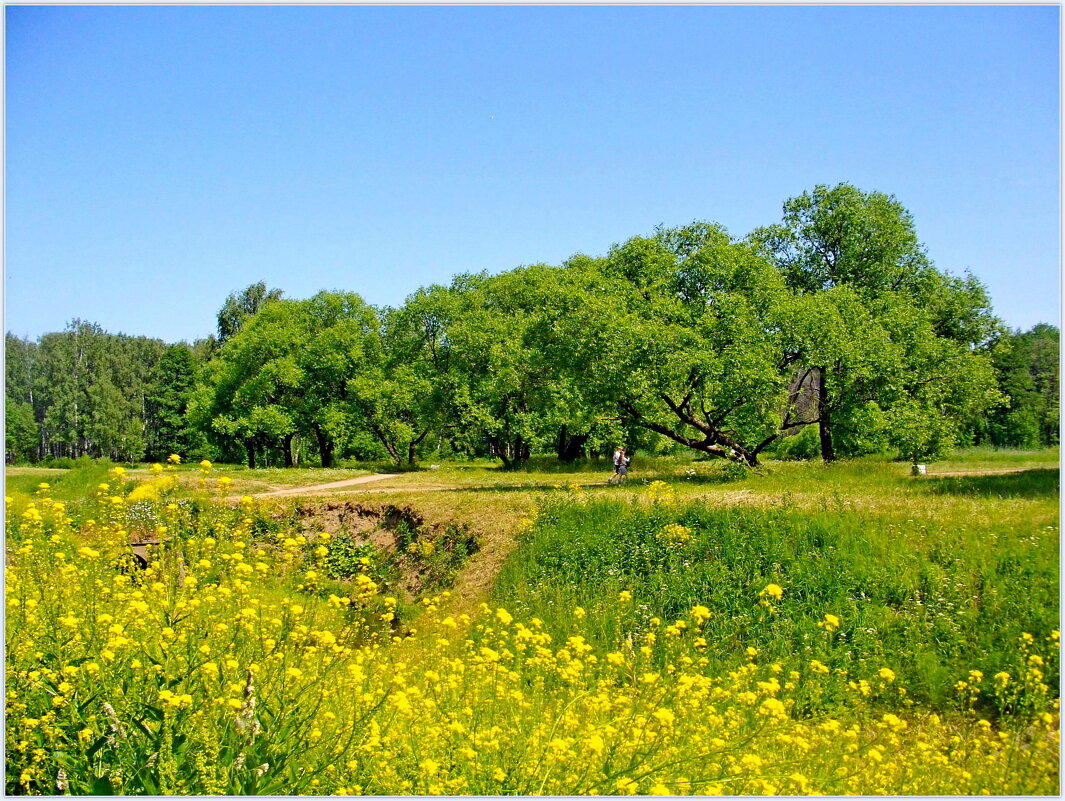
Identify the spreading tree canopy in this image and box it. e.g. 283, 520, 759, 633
751, 183, 1003, 462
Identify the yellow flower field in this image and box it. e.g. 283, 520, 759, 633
4, 470, 1059, 795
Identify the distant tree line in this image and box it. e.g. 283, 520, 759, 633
5, 322, 211, 463
970, 323, 1059, 449
5, 184, 1058, 467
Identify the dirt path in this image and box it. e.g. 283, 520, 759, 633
227, 473, 402, 500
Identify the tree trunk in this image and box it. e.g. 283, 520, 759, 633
817, 366, 835, 462
818, 414, 835, 462
407, 429, 430, 467
245, 439, 257, 469
367, 423, 400, 465
556, 426, 589, 462
313, 425, 334, 469
282, 433, 295, 468
487, 435, 514, 470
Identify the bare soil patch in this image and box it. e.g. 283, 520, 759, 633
296, 500, 429, 550
293, 500, 477, 598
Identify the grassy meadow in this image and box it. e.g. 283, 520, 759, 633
4, 448, 1060, 795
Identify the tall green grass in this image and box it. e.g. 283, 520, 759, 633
5, 460, 117, 502
922, 468, 1059, 499
494, 490, 1059, 718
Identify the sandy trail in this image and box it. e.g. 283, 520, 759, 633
226, 473, 402, 500
231, 476, 622, 500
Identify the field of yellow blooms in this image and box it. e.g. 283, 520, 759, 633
5, 463, 1060, 795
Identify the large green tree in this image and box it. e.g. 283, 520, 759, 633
752, 183, 1002, 461
876, 293, 1001, 464
298, 291, 384, 467
195, 291, 381, 468
563, 223, 793, 467
416, 272, 547, 468
345, 298, 454, 467
405, 265, 631, 468
215, 281, 285, 346
144, 344, 202, 460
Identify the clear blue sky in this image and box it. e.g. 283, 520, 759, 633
6, 5, 1060, 344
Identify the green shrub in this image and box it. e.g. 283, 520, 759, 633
41, 456, 77, 470
774, 425, 821, 460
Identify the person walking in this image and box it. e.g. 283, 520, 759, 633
609, 446, 628, 484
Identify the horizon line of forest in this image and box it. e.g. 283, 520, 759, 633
6, 182, 1060, 469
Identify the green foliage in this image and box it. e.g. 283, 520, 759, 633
215, 281, 284, 345
397, 266, 616, 467
717, 458, 750, 481
5, 333, 36, 408
773, 425, 821, 460
829, 401, 891, 457
145, 344, 203, 461
41, 456, 78, 469
751, 183, 1003, 463
319, 532, 377, 580
886, 399, 956, 464
343, 303, 445, 466
10, 184, 1039, 471
16, 321, 167, 462
752, 183, 931, 295
197, 291, 381, 468
401, 523, 480, 595
5, 398, 37, 463
588, 224, 791, 466
975, 324, 1060, 448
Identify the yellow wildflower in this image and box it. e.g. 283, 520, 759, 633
761, 583, 784, 601
690, 605, 711, 623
